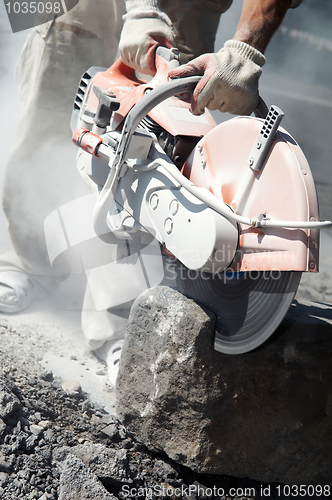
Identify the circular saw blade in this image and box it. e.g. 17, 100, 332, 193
175, 266, 302, 354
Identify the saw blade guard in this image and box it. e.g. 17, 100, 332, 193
182, 117, 320, 273
177, 110, 318, 354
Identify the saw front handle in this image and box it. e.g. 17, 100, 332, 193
156, 46, 270, 119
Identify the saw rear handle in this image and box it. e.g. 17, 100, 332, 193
92, 86, 120, 129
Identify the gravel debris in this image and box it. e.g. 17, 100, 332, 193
0, 351, 295, 500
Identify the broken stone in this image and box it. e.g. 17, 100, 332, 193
25, 434, 39, 450
58, 454, 116, 500
38, 420, 51, 429
0, 378, 22, 418
0, 418, 6, 437
117, 286, 332, 485
99, 423, 119, 439
71, 442, 132, 484
62, 380, 81, 397
40, 371, 54, 382
30, 425, 44, 436
0, 452, 14, 473
0, 472, 9, 486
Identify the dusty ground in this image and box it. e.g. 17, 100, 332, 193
0, 280, 115, 414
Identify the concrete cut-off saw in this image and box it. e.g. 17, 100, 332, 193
70, 47, 331, 355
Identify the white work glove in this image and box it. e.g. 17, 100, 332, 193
119, 0, 176, 76
168, 40, 266, 116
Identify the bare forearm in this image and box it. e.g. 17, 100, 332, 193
232, 0, 291, 53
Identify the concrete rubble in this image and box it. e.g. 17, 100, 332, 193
0, 366, 271, 500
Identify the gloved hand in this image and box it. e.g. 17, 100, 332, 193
168, 40, 266, 116
119, 17, 176, 76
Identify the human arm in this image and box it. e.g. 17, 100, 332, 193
232, 0, 292, 54
169, 0, 300, 115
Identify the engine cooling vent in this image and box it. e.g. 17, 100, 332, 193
138, 115, 164, 137
73, 73, 91, 111
71, 66, 107, 133
73, 66, 106, 112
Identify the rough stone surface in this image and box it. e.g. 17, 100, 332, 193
61, 380, 82, 397
1, 283, 331, 498
70, 442, 132, 484
0, 418, 6, 436
30, 424, 44, 436
58, 454, 116, 500
0, 378, 22, 418
116, 286, 332, 485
